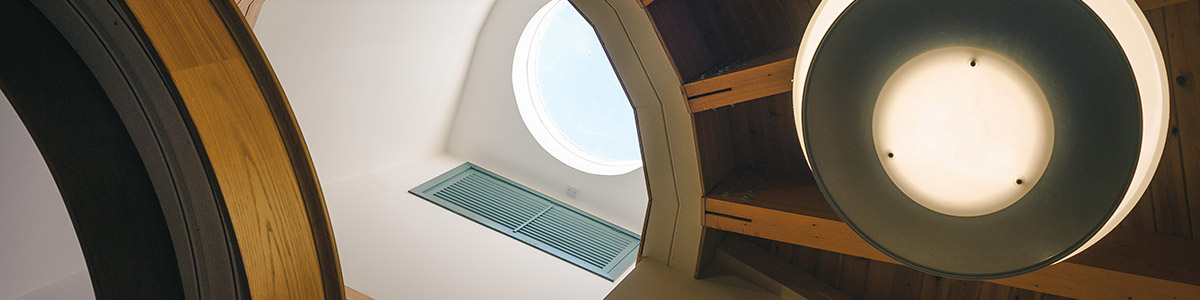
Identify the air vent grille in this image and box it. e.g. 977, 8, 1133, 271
434, 173, 550, 229
411, 163, 639, 280
518, 207, 637, 268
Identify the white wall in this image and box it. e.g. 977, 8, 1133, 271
0, 97, 93, 300
14, 271, 92, 300
447, 0, 649, 233
254, 0, 496, 183
324, 155, 617, 300
256, 1, 627, 298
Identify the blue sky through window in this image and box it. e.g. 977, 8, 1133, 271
534, 2, 640, 162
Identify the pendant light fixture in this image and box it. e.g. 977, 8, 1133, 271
793, 0, 1169, 279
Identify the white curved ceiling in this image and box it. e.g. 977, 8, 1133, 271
255, 0, 496, 183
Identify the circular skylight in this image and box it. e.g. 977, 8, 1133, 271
513, 0, 642, 176
516, 0, 648, 175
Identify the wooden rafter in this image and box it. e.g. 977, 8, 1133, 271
700, 183, 1200, 298
346, 286, 375, 300
640, 0, 1200, 298
1139, 0, 1196, 11
683, 47, 797, 113
681, 0, 1198, 113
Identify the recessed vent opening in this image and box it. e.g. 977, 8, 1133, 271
411, 163, 639, 280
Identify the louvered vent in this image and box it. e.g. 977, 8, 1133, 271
519, 207, 638, 269
434, 173, 549, 229
411, 163, 639, 280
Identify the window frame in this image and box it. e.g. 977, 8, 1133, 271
512, 0, 642, 176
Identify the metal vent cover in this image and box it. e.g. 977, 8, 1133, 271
411, 163, 638, 280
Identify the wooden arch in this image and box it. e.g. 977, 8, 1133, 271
1, 0, 342, 299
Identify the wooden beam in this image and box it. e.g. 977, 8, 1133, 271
681, 0, 1195, 114
346, 286, 375, 300
706, 198, 892, 263
704, 196, 1200, 299
715, 235, 855, 300
1137, 0, 1196, 11
683, 47, 796, 113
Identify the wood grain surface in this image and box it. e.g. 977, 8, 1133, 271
233, 0, 264, 27
345, 286, 374, 300
122, 0, 343, 298
642, 0, 1200, 298
665, 0, 1200, 114
706, 196, 1200, 299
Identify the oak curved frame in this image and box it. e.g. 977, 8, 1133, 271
1, 0, 342, 299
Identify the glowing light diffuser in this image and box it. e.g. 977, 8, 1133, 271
793, 0, 1168, 278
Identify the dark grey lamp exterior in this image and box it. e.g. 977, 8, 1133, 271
800, 0, 1141, 279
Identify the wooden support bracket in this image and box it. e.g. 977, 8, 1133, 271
679, 0, 1192, 114
705, 195, 1200, 300
684, 47, 797, 113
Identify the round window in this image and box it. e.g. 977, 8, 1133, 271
513, 0, 642, 176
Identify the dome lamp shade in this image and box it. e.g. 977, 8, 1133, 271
793, 0, 1170, 279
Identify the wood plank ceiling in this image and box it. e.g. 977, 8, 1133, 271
641, 0, 1200, 299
